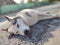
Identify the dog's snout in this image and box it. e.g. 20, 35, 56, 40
24, 30, 30, 36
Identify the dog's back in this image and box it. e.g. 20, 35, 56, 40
16, 9, 40, 26
16, 9, 58, 26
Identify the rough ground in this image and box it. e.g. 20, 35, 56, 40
0, 2, 60, 45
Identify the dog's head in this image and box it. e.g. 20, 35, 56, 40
3, 16, 30, 36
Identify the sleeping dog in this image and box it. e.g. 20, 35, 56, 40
2, 9, 58, 36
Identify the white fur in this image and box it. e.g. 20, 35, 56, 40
16, 9, 57, 26
3, 9, 58, 36
8, 24, 18, 34
16, 18, 30, 35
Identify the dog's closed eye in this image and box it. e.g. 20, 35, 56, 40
17, 24, 19, 28
13, 20, 17, 25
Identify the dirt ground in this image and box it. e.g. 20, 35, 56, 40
0, 2, 60, 45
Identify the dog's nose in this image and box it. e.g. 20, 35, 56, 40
24, 30, 30, 36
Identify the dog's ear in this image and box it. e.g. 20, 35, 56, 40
13, 16, 20, 20
4, 16, 12, 21
12, 16, 20, 25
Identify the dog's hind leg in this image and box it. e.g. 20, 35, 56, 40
38, 14, 58, 20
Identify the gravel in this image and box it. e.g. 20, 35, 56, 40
1, 17, 60, 45
0, 19, 50, 45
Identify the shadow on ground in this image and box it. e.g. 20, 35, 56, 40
0, 17, 60, 45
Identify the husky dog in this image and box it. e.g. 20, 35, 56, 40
2, 9, 58, 36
